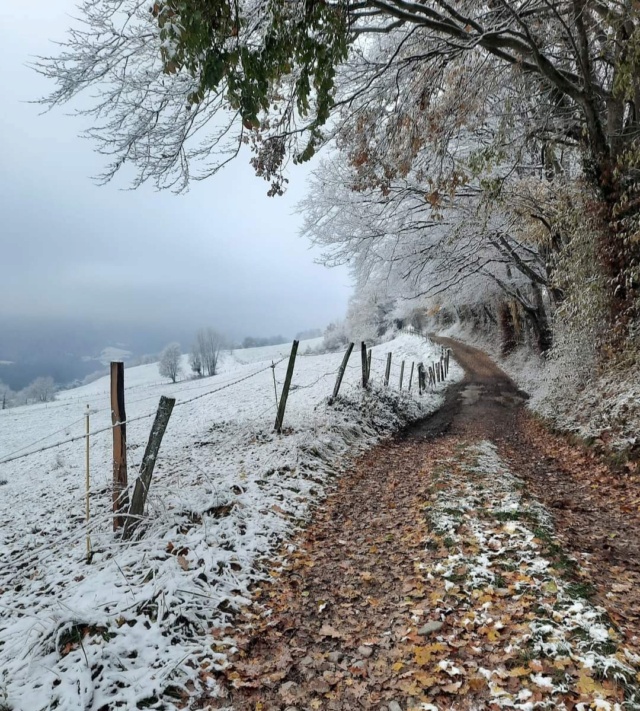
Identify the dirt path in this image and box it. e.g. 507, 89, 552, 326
200, 339, 640, 710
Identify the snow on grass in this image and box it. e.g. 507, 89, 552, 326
0, 334, 459, 711
421, 441, 640, 709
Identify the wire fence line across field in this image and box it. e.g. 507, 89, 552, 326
0, 357, 290, 421
2, 399, 284, 577
0, 415, 88, 463
0, 334, 451, 592
0, 361, 287, 466
0, 340, 450, 467
0, 338, 446, 486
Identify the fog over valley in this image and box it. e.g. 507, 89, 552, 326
0, 2, 350, 392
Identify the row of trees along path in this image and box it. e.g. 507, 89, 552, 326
199, 338, 640, 710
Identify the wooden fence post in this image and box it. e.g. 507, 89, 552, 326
111, 362, 128, 531
399, 360, 405, 390
361, 342, 369, 389
408, 362, 414, 391
274, 340, 299, 433
418, 363, 426, 394
429, 365, 435, 387
384, 353, 392, 386
367, 349, 372, 382
330, 342, 354, 404
123, 396, 176, 540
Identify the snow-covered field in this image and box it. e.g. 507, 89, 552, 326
0, 333, 460, 711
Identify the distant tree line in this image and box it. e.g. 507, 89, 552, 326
0, 376, 57, 409
295, 329, 322, 341
241, 335, 287, 349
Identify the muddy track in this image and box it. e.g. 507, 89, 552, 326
423, 336, 640, 647
406, 336, 529, 442
201, 337, 640, 710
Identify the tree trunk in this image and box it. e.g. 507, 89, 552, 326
499, 302, 517, 356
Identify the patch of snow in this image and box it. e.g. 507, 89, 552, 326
0, 333, 459, 709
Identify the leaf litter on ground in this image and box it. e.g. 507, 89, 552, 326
206, 438, 640, 711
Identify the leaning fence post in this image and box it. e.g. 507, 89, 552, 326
111, 362, 128, 531
367, 349, 372, 382
123, 396, 176, 540
408, 362, 415, 391
361, 341, 369, 389
384, 353, 392, 386
330, 342, 354, 404
274, 340, 299, 433
399, 361, 405, 390
429, 365, 435, 388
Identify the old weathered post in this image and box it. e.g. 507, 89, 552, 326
274, 340, 299, 433
408, 362, 415, 391
367, 349, 372, 382
111, 362, 128, 531
361, 342, 369, 389
330, 342, 354, 404
384, 353, 392, 387
123, 396, 176, 540
399, 361, 405, 390
429, 366, 435, 387
418, 363, 426, 394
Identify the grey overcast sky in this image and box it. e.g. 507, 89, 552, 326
0, 2, 351, 342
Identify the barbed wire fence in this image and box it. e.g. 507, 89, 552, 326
0, 330, 452, 567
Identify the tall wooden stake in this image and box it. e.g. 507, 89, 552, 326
418, 363, 426, 394
384, 353, 392, 386
367, 349, 372, 381
399, 361, 405, 390
361, 342, 369, 389
274, 340, 299, 433
330, 342, 354, 404
85, 404, 91, 562
123, 396, 176, 540
111, 362, 128, 530
408, 362, 414, 391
